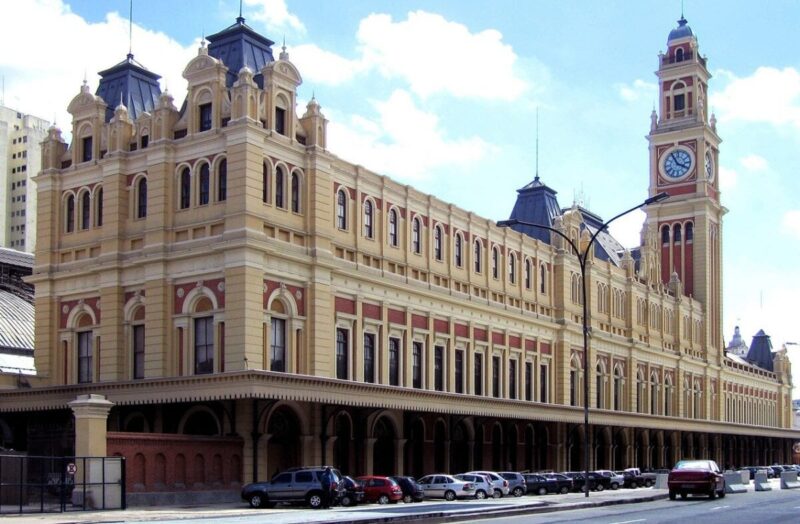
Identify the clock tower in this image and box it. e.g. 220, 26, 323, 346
644, 16, 724, 350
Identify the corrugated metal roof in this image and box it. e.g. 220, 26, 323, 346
0, 247, 33, 268
0, 289, 34, 351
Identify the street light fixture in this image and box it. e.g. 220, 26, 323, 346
498, 191, 668, 497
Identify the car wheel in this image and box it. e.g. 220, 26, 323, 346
645, 479, 654, 487
538, 487, 548, 496
668, 490, 676, 500
249, 493, 265, 508
680, 492, 688, 499
595, 483, 604, 492
341, 495, 353, 507
559, 486, 569, 495
512, 487, 524, 497
444, 490, 456, 501
475, 489, 487, 500
492, 488, 502, 498
708, 488, 716, 500
630, 481, 638, 489
307, 492, 323, 509
403, 494, 412, 504
611, 482, 619, 490
718, 489, 725, 499
378, 494, 390, 505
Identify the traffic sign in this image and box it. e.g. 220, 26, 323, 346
66, 462, 77, 475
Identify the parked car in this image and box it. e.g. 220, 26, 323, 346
389, 476, 425, 503
769, 465, 784, 477
465, 470, 510, 497
417, 474, 476, 500
356, 475, 403, 504
594, 470, 624, 490
617, 470, 643, 488
523, 473, 572, 495
563, 471, 611, 492
338, 476, 365, 507
455, 473, 494, 499
626, 467, 656, 487
667, 459, 726, 500
499, 471, 527, 497
241, 466, 344, 508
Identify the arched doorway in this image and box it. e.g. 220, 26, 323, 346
492, 424, 503, 470
534, 426, 549, 471
373, 417, 395, 476
451, 420, 470, 473
333, 413, 352, 475
266, 407, 301, 477
474, 424, 484, 470
434, 420, 447, 472
596, 428, 609, 470
408, 418, 425, 478
569, 425, 585, 471
613, 428, 628, 469
525, 425, 534, 471
506, 424, 518, 471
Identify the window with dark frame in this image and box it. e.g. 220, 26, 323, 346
455, 349, 464, 394
141, 135, 149, 149
389, 337, 400, 386
82, 136, 92, 162
133, 324, 145, 379
275, 167, 285, 208
77, 331, 93, 383
455, 234, 462, 266
137, 178, 147, 218
96, 188, 103, 227
271, 317, 286, 372
194, 316, 214, 374
492, 247, 499, 279
412, 217, 421, 254
540, 364, 548, 402
492, 355, 500, 398
412, 341, 423, 389
474, 353, 483, 396
218, 159, 227, 201
474, 240, 481, 273
199, 164, 210, 205
570, 369, 577, 406
81, 192, 90, 230
364, 200, 374, 238
525, 362, 532, 401
434, 226, 442, 260
337, 190, 347, 229
291, 173, 299, 212
509, 359, 517, 399
364, 333, 375, 383
66, 195, 75, 232
180, 168, 191, 209
336, 328, 349, 379
389, 209, 398, 246
275, 107, 286, 135
262, 163, 269, 203
434, 345, 444, 391
199, 103, 212, 131
674, 93, 685, 112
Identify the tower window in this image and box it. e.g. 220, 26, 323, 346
662, 225, 670, 245
673, 93, 685, 112
673, 224, 682, 242
275, 108, 286, 135
676, 48, 685, 62
199, 103, 212, 132
685, 222, 694, 242
82, 136, 93, 162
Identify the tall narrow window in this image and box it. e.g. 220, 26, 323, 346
96, 188, 103, 227
389, 337, 400, 386
412, 217, 421, 254
275, 167, 285, 208
474, 353, 483, 396
540, 264, 546, 293
81, 192, 91, 230
525, 362, 533, 401
474, 240, 482, 273
364, 333, 375, 383
509, 359, 517, 400
336, 328, 348, 379
291, 173, 300, 212
540, 364, 548, 402
434, 225, 443, 261
525, 259, 532, 289
455, 234, 463, 267
388, 209, 398, 246
364, 200, 374, 239
455, 349, 464, 394
686, 222, 694, 242
570, 369, 577, 406
596, 364, 604, 408
141, 134, 149, 149
492, 247, 499, 279
275, 107, 286, 135
434, 345, 444, 391
77, 331, 93, 383
614, 369, 623, 410
133, 325, 145, 380
199, 164, 210, 205
137, 178, 147, 218
180, 167, 191, 209
492, 356, 501, 398
508, 253, 516, 284
194, 316, 214, 374
82, 136, 92, 162
271, 318, 286, 372
199, 103, 212, 131
337, 190, 347, 230
412, 341, 423, 389
218, 159, 227, 201
262, 163, 269, 203
66, 195, 75, 233
673, 224, 682, 243
673, 93, 685, 112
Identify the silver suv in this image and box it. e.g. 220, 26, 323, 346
465, 471, 510, 497
499, 472, 527, 497
241, 467, 344, 508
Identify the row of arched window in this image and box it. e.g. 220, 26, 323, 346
661, 221, 694, 245
63, 187, 103, 233
177, 159, 228, 211
726, 395, 776, 427
262, 162, 302, 213
336, 188, 549, 293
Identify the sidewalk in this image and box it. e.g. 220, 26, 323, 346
2, 488, 668, 524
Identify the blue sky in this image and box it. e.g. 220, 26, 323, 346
2, 1, 799, 388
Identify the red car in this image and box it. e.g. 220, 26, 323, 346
667, 459, 726, 500
355, 476, 403, 504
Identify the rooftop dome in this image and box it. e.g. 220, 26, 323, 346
668, 16, 693, 42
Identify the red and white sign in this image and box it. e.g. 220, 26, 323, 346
66, 463, 77, 475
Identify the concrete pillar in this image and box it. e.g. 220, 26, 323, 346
395, 438, 407, 476
69, 394, 114, 507
364, 438, 376, 474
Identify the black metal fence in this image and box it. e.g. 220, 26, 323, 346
0, 454, 126, 514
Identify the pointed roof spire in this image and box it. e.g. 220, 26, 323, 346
535, 107, 540, 182
237, 0, 245, 24
128, 0, 133, 57
280, 36, 289, 60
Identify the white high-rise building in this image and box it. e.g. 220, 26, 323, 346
0, 104, 50, 252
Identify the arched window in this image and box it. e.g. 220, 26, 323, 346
364, 200, 374, 239
474, 240, 482, 273
262, 162, 269, 203
180, 167, 191, 209
77, 329, 93, 383
271, 317, 286, 372
673, 223, 682, 243
685, 222, 693, 242
676, 47, 684, 62
525, 259, 532, 289
95, 188, 103, 227
454, 233, 463, 267
596, 362, 605, 409
199, 102, 212, 132
434, 225, 443, 261
671, 81, 687, 114
337, 189, 347, 230
661, 225, 670, 244
199, 163, 210, 205
650, 373, 659, 415
137, 178, 147, 219
217, 159, 227, 202
491, 246, 499, 279
412, 217, 421, 254
275, 167, 285, 208
508, 253, 516, 284
388, 209, 398, 246
81, 191, 91, 230
194, 316, 214, 374
291, 172, 300, 212
613, 367, 623, 411
66, 195, 75, 233
636, 371, 645, 413
540, 264, 546, 293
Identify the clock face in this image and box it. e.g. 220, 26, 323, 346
705, 150, 714, 181
662, 147, 694, 179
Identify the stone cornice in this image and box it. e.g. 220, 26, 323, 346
2, 371, 798, 439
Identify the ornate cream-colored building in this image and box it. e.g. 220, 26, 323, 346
1, 14, 797, 497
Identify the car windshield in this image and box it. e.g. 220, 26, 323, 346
674, 460, 711, 470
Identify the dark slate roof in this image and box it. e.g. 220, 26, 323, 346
207, 16, 276, 88
96, 53, 162, 122
568, 206, 625, 265
506, 176, 562, 244
746, 329, 774, 372
0, 289, 33, 352
668, 16, 693, 42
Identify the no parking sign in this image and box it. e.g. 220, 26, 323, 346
66, 462, 77, 476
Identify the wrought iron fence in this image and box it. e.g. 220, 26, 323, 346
0, 454, 125, 514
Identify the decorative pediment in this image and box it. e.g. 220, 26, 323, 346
263, 58, 302, 87
183, 53, 222, 78
67, 82, 104, 114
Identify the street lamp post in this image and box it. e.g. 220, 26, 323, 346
498, 191, 668, 497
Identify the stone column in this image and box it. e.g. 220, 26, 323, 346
395, 438, 407, 476
69, 394, 114, 508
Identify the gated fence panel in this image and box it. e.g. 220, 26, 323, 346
0, 454, 125, 514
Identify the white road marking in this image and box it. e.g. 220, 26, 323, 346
610, 520, 646, 524
710, 505, 730, 510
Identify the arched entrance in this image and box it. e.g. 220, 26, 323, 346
525, 425, 534, 471
492, 424, 503, 470
373, 417, 396, 476
333, 413, 352, 475
474, 424, 484, 470
451, 420, 470, 473
408, 418, 425, 478
613, 428, 628, 469
266, 407, 301, 477
506, 424, 518, 470
595, 428, 609, 470
568, 425, 585, 471
434, 420, 447, 472
534, 426, 549, 471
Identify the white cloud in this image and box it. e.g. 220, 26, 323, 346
712, 66, 800, 127
0, 0, 195, 135
327, 89, 496, 181
740, 154, 768, 171
718, 166, 738, 190
291, 44, 363, 86
616, 79, 657, 102
608, 209, 645, 249
356, 11, 527, 100
244, 0, 305, 35
783, 210, 800, 239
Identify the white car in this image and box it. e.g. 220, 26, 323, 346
455, 473, 494, 499
417, 474, 476, 500
594, 469, 624, 490
465, 470, 510, 497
